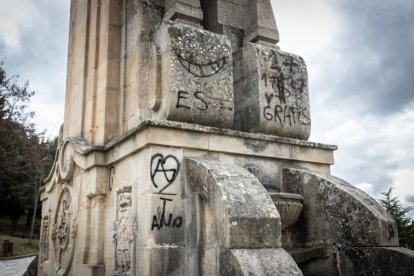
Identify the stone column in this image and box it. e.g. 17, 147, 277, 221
244, 0, 279, 47
164, 0, 203, 25
63, 0, 122, 145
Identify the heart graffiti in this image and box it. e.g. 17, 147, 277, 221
150, 154, 180, 194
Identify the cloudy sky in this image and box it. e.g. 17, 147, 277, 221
1, 0, 413, 213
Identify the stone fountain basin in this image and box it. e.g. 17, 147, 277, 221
270, 192, 304, 229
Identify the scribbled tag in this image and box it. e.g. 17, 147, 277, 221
150, 154, 180, 194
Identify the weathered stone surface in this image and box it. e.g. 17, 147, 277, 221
135, 246, 185, 275
238, 43, 311, 139
283, 168, 398, 247
186, 157, 281, 249
137, 194, 185, 246
244, 0, 279, 46
164, 0, 203, 25
339, 247, 414, 276
289, 245, 340, 276
154, 21, 234, 128
228, 249, 303, 275
185, 158, 304, 275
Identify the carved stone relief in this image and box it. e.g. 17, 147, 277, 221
113, 185, 136, 275
52, 188, 76, 275
40, 212, 50, 263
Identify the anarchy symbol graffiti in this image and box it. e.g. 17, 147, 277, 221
150, 154, 180, 194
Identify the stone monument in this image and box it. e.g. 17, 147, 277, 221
39, 0, 414, 275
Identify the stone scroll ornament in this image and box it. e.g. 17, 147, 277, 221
52, 188, 76, 275
242, 43, 311, 140
154, 21, 234, 128
113, 186, 136, 275
58, 140, 75, 182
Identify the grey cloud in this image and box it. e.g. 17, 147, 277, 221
0, 0, 69, 104
320, 0, 414, 116
405, 194, 414, 203
332, 156, 393, 197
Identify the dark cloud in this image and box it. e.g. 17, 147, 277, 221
405, 194, 414, 203
321, 0, 414, 116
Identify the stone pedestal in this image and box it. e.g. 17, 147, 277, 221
39, 1, 414, 275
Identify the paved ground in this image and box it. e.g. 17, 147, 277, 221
0, 255, 36, 276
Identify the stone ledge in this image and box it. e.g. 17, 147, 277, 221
106, 120, 337, 151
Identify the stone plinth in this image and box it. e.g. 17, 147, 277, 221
39, 120, 335, 275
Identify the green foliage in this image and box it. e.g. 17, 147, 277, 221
0, 60, 57, 235
379, 188, 414, 249
0, 234, 39, 256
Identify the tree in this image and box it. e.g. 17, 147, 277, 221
0, 60, 57, 236
379, 188, 414, 249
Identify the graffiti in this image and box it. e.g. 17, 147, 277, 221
150, 154, 180, 194
261, 73, 290, 104
263, 104, 311, 126
176, 91, 208, 111
175, 49, 226, 77
151, 197, 183, 231
262, 73, 306, 99
176, 90, 232, 112
260, 52, 309, 127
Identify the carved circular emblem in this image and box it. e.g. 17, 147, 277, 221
58, 140, 75, 182
53, 189, 76, 275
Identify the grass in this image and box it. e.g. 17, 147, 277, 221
0, 234, 39, 257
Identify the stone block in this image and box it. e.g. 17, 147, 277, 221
283, 168, 399, 247
154, 21, 234, 128
228, 248, 303, 275
186, 158, 282, 249
240, 43, 311, 140
217, 0, 246, 30
135, 245, 185, 275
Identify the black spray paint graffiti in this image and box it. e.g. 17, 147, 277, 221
176, 91, 233, 112
261, 52, 309, 126
261, 73, 307, 102
262, 88, 310, 126
151, 197, 183, 231
176, 91, 208, 110
263, 104, 311, 126
150, 154, 180, 195
175, 49, 226, 78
